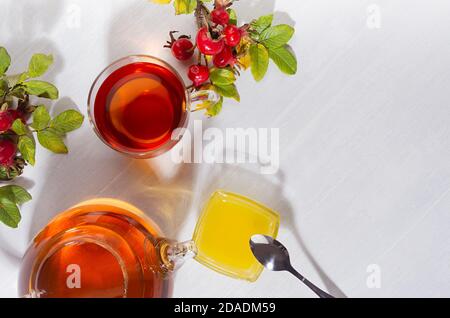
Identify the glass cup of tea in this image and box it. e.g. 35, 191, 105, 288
19, 192, 280, 298
87, 55, 219, 158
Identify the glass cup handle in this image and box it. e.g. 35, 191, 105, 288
189, 88, 221, 112
158, 239, 197, 272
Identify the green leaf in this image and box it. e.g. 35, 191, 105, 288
12, 119, 28, 135
0, 197, 21, 228
206, 96, 223, 117
31, 105, 51, 130
18, 135, 36, 165
251, 14, 273, 34
0, 185, 32, 204
227, 9, 238, 25
23, 80, 59, 99
50, 109, 84, 133
210, 68, 236, 86
249, 43, 269, 82
260, 24, 294, 49
173, 0, 197, 15
214, 84, 240, 102
18, 72, 29, 83
269, 45, 297, 75
0, 47, 11, 75
28, 54, 54, 78
0, 79, 8, 96
37, 129, 68, 153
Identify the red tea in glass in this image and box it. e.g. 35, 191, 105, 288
88, 56, 218, 158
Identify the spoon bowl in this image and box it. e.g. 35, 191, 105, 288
249, 235, 291, 271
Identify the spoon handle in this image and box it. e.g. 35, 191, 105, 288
287, 266, 335, 298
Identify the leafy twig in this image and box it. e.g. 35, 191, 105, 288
151, 0, 298, 117
0, 47, 84, 228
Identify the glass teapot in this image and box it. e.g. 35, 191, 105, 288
19, 191, 279, 298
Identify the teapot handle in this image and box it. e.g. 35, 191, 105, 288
157, 239, 198, 272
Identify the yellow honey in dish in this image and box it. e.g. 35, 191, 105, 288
192, 190, 280, 282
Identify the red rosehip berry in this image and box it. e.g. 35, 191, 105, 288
171, 38, 195, 61
188, 65, 210, 87
8, 109, 26, 123
224, 24, 241, 47
0, 139, 17, 166
213, 46, 236, 68
211, 8, 229, 26
164, 31, 195, 61
0, 110, 14, 132
196, 27, 225, 56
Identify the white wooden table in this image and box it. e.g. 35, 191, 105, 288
0, 0, 449, 298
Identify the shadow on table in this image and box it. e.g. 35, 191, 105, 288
27, 119, 200, 242
1, 0, 64, 83
234, 0, 295, 26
